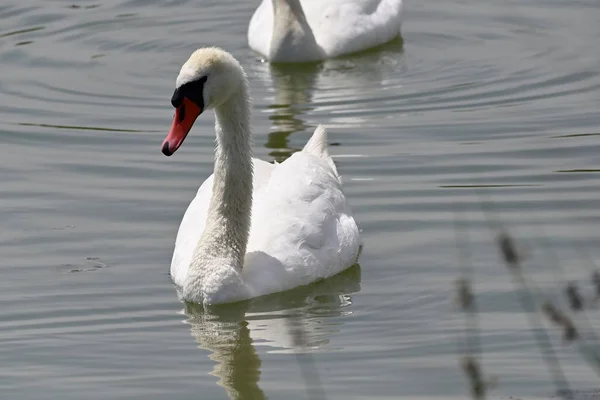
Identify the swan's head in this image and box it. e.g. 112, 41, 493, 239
162, 47, 244, 156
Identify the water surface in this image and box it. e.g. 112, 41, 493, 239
1, 1, 600, 399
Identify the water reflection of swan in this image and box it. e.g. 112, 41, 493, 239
249, 39, 404, 162
262, 62, 321, 161
183, 265, 361, 399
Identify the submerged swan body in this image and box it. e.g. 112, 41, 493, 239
162, 48, 361, 305
248, 0, 403, 62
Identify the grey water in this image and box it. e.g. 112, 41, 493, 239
1, 0, 600, 399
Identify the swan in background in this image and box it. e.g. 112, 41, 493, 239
248, 0, 403, 62
161, 47, 361, 305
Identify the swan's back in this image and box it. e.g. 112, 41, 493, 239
248, 0, 403, 61
244, 127, 360, 294
305, 0, 403, 57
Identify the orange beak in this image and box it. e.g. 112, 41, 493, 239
161, 97, 202, 156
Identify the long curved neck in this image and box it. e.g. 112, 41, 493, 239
192, 80, 253, 271
270, 0, 323, 62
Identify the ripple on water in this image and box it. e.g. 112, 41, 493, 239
1, 0, 600, 399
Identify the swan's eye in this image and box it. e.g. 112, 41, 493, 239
171, 89, 184, 108
171, 76, 208, 109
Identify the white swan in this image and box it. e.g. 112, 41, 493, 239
248, 0, 403, 63
161, 47, 361, 305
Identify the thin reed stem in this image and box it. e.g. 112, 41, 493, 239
478, 194, 572, 395
532, 226, 600, 378
453, 206, 486, 399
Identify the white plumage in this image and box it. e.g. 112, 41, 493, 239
164, 48, 361, 305
248, 0, 403, 62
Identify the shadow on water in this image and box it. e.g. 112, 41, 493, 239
182, 264, 361, 400
253, 38, 404, 162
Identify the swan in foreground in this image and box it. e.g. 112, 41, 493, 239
161, 47, 361, 305
248, 0, 403, 62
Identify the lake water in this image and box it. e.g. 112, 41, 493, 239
1, 1, 600, 399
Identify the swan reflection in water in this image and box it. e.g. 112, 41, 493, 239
182, 264, 361, 400
249, 38, 404, 162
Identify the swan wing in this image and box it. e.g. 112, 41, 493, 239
244, 150, 360, 295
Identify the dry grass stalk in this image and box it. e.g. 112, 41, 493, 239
453, 208, 488, 399
461, 356, 486, 400
472, 196, 574, 397
456, 278, 474, 311
477, 193, 600, 394
565, 283, 584, 312
541, 301, 579, 343
592, 271, 600, 300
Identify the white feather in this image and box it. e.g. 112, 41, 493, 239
248, 0, 403, 62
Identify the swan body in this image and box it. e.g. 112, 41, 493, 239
162, 48, 361, 305
248, 0, 403, 62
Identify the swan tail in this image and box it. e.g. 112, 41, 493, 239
303, 125, 329, 156
303, 125, 339, 176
